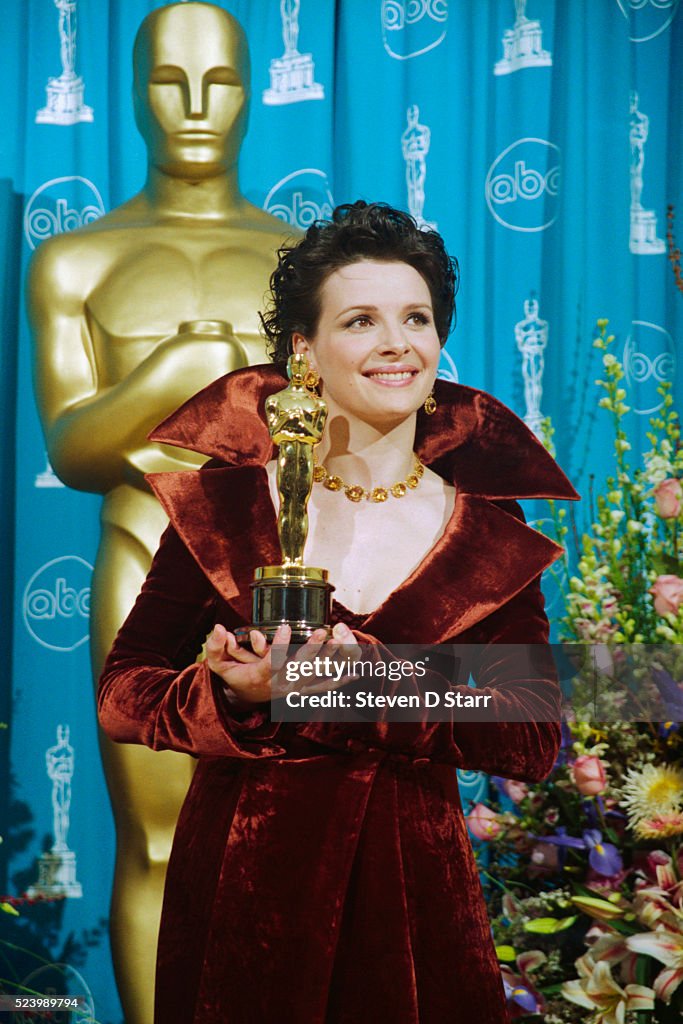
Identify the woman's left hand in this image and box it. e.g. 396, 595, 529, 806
206, 621, 361, 706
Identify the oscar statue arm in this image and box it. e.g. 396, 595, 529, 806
27, 237, 242, 494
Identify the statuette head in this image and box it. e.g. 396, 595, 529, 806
133, 2, 250, 180
287, 352, 308, 385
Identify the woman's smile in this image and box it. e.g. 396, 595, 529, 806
362, 364, 420, 385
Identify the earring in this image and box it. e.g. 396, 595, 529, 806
304, 367, 320, 394
424, 388, 437, 415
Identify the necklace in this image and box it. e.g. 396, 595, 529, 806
313, 453, 425, 503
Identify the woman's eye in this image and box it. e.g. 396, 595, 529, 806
346, 316, 372, 328
407, 312, 431, 326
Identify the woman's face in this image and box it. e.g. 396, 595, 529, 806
293, 260, 441, 430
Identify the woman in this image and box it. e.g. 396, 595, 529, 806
98, 202, 578, 1023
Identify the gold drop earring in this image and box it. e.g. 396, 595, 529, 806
424, 387, 437, 415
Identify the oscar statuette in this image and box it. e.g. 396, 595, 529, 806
238, 353, 334, 643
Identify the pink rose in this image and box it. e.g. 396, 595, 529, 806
654, 478, 682, 519
650, 574, 683, 616
503, 779, 529, 804
571, 755, 608, 796
466, 803, 501, 840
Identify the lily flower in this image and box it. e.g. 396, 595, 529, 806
585, 930, 639, 985
562, 956, 655, 1022
635, 850, 683, 909
570, 894, 629, 924
626, 911, 683, 1004
633, 888, 678, 929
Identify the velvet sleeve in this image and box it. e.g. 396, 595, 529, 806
447, 574, 562, 782
97, 524, 285, 759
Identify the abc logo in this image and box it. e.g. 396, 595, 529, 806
264, 168, 335, 229
485, 139, 561, 233
24, 175, 105, 250
23, 555, 93, 652
624, 321, 675, 415
20, 964, 95, 1021
381, 0, 448, 60
616, 0, 679, 43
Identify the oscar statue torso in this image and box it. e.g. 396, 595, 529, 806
265, 355, 327, 566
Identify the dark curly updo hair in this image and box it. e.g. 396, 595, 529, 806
260, 201, 460, 376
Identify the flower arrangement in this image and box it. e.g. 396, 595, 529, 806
469, 719, 683, 1022
468, 322, 683, 1021
559, 320, 683, 649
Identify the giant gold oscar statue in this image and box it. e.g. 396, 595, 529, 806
26, 4, 295, 1021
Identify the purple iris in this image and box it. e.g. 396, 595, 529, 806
502, 979, 537, 1013
651, 668, 683, 721
533, 827, 622, 876
582, 829, 623, 875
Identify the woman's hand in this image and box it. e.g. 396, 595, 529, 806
205, 621, 360, 706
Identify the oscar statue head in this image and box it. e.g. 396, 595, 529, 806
132, 2, 250, 181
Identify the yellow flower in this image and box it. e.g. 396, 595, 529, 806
619, 764, 683, 828
634, 812, 683, 840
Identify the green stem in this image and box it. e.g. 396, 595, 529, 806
635, 954, 651, 1024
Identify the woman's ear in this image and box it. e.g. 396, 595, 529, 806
292, 334, 319, 376
291, 332, 310, 356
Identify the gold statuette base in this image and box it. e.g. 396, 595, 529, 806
235, 565, 334, 644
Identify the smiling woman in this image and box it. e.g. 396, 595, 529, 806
256, 204, 461, 613
97, 200, 579, 1023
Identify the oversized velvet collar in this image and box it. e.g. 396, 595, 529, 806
147, 365, 579, 642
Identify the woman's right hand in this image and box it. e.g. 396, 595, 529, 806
205, 622, 359, 706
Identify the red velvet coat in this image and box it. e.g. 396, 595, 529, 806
98, 366, 579, 1024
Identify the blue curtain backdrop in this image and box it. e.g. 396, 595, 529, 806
1, 1, 681, 1019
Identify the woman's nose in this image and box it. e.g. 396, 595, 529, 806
377, 320, 411, 354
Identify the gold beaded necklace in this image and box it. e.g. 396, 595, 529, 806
313, 453, 425, 503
